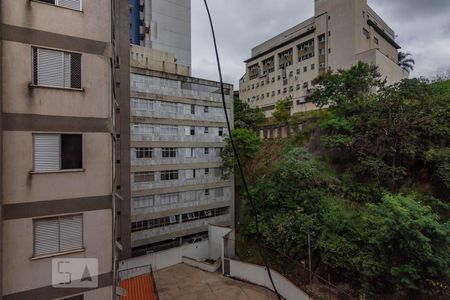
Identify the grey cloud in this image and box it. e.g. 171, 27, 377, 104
191, 0, 450, 87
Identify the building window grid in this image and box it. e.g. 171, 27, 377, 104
162, 148, 177, 158
160, 170, 179, 181
135, 147, 153, 159
134, 171, 155, 183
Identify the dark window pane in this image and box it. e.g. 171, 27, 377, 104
71, 53, 82, 89
32, 48, 38, 85
40, 0, 56, 4
61, 134, 82, 169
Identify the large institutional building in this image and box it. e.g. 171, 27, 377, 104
239, 0, 408, 117
125, 46, 234, 257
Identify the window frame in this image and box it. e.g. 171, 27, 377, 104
33, 214, 84, 258
32, 133, 83, 173
34, 0, 83, 11
31, 46, 83, 90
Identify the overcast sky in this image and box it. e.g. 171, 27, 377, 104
191, 0, 450, 88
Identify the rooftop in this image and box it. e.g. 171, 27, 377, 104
154, 264, 277, 300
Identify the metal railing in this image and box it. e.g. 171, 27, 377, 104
224, 237, 357, 300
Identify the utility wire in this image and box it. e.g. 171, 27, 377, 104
202, 1, 282, 299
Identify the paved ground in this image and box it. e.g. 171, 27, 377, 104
154, 263, 278, 300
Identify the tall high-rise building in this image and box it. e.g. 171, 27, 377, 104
129, 0, 192, 70
239, 0, 408, 117
124, 46, 234, 257
0, 0, 130, 298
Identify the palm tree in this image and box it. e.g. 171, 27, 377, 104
398, 52, 415, 73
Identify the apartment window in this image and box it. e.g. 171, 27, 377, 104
132, 98, 154, 111
215, 188, 224, 197
283, 79, 288, 86
296, 84, 301, 90
296, 69, 300, 75
186, 169, 196, 179
132, 215, 179, 232
261, 94, 264, 100
277, 90, 281, 95
160, 193, 179, 205
160, 125, 178, 136
205, 189, 210, 196
267, 92, 270, 97
185, 148, 194, 158
319, 36, 326, 43
160, 102, 178, 113
304, 66, 307, 72
134, 172, 155, 183
34, 214, 83, 257
319, 48, 326, 55
133, 196, 154, 209
161, 170, 179, 181
204, 106, 209, 113
289, 71, 293, 77
374, 37, 379, 44
328, 31, 331, 37
283, 88, 287, 93
205, 168, 210, 175
311, 64, 315, 70
32, 47, 81, 89
219, 128, 224, 136
204, 127, 209, 134
37, 0, 82, 10
162, 148, 177, 158
289, 86, 294, 92
271, 77, 275, 83
303, 82, 309, 89
190, 104, 195, 114
133, 124, 154, 135
328, 48, 331, 54
33, 134, 82, 172
135, 147, 153, 159
272, 91, 275, 96
261, 81, 264, 86
204, 148, 209, 155
277, 75, 281, 80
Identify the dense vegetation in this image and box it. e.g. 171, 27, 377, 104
226, 63, 450, 299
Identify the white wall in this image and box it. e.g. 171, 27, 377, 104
119, 240, 209, 272
208, 225, 232, 260
226, 259, 311, 300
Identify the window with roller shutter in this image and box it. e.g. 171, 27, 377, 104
38, 0, 82, 11
33, 134, 83, 172
32, 47, 81, 89
33, 214, 83, 257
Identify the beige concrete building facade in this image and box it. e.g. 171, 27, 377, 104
0, 0, 130, 299
239, 0, 408, 117
126, 46, 234, 257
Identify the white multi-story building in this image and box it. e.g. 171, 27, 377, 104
240, 0, 408, 117
126, 46, 234, 257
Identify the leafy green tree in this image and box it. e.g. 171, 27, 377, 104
361, 194, 450, 297
220, 128, 261, 176
272, 99, 291, 123
233, 96, 265, 130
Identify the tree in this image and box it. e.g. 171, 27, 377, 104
361, 194, 450, 297
233, 96, 265, 130
220, 128, 261, 176
311, 61, 385, 108
272, 99, 291, 123
398, 51, 415, 73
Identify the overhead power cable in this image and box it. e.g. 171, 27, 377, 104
202, 1, 282, 299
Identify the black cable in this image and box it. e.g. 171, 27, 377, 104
202, 2, 282, 299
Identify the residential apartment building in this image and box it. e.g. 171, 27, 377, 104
0, 0, 130, 299
124, 45, 234, 257
239, 0, 408, 117
129, 0, 191, 70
